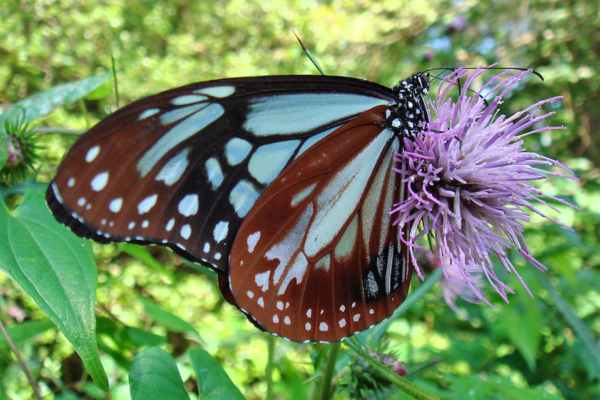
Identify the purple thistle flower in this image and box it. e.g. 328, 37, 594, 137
391, 67, 579, 306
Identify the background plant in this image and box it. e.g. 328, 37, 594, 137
0, 0, 597, 399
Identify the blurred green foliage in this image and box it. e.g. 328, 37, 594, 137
0, 0, 599, 399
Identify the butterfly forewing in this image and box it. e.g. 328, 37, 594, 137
47, 76, 396, 272
229, 106, 412, 342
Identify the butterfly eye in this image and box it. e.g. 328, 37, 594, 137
47, 74, 430, 342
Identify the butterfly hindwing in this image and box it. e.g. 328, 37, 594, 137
46, 76, 396, 272
229, 105, 412, 342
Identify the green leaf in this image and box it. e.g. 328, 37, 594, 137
120, 243, 174, 280
441, 374, 564, 400
138, 297, 200, 336
0, 73, 111, 134
129, 347, 190, 400
84, 82, 112, 101
499, 288, 542, 372
0, 319, 55, 347
189, 347, 246, 400
0, 128, 6, 171
534, 268, 600, 378
127, 327, 167, 347
0, 188, 108, 392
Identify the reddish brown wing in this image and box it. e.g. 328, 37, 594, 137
229, 105, 412, 342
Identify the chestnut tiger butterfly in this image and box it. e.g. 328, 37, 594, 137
46, 73, 430, 342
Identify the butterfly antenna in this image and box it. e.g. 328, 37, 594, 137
425, 66, 544, 107
292, 30, 327, 76
426, 66, 543, 81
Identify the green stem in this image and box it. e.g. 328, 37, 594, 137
78, 98, 90, 130
111, 53, 120, 109
0, 318, 43, 400
344, 339, 440, 400
265, 334, 275, 400
293, 30, 327, 76
319, 342, 341, 400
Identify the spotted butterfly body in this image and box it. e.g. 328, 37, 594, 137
46, 73, 430, 342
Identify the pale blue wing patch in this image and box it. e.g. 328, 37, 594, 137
243, 93, 387, 137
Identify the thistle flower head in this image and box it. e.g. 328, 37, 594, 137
392, 67, 579, 305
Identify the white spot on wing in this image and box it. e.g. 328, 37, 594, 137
255, 271, 270, 292
213, 221, 229, 243
339, 319, 346, 328
194, 86, 235, 97
284, 316, 291, 325
156, 148, 190, 186
319, 322, 329, 332
138, 194, 158, 214
203, 242, 210, 252
225, 138, 252, 166
229, 180, 260, 218
340, 305, 346, 312
205, 158, 224, 189
166, 218, 175, 231
109, 198, 122, 213
178, 194, 199, 216
67, 178, 75, 187
247, 290, 254, 299
214, 252, 221, 260
247, 231, 260, 253
365, 271, 378, 298
90, 171, 109, 191
273, 315, 279, 323
258, 297, 264, 307
138, 103, 223, 177
305, 322, 311, 331
307, 309, 312, 318
353, 314, 360, 322
248, 140, 300, 184
86, 146, 100, 162
77, 197, 86, 207
180, 224, 191, 239
142, 220, 149, 228
128, 222, 135, 229
276, 301, 284, 311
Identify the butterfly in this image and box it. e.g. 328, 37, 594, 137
46, 73, 430, 342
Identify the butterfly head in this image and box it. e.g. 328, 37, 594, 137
385, 72, 431, 137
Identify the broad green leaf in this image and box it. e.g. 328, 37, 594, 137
0, 319, 55, 347
0, 188, 108, 392
138, 297, 199, 335
0, 74, 111, 134
129, 347, 189, 400
189, 347, 246, 400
